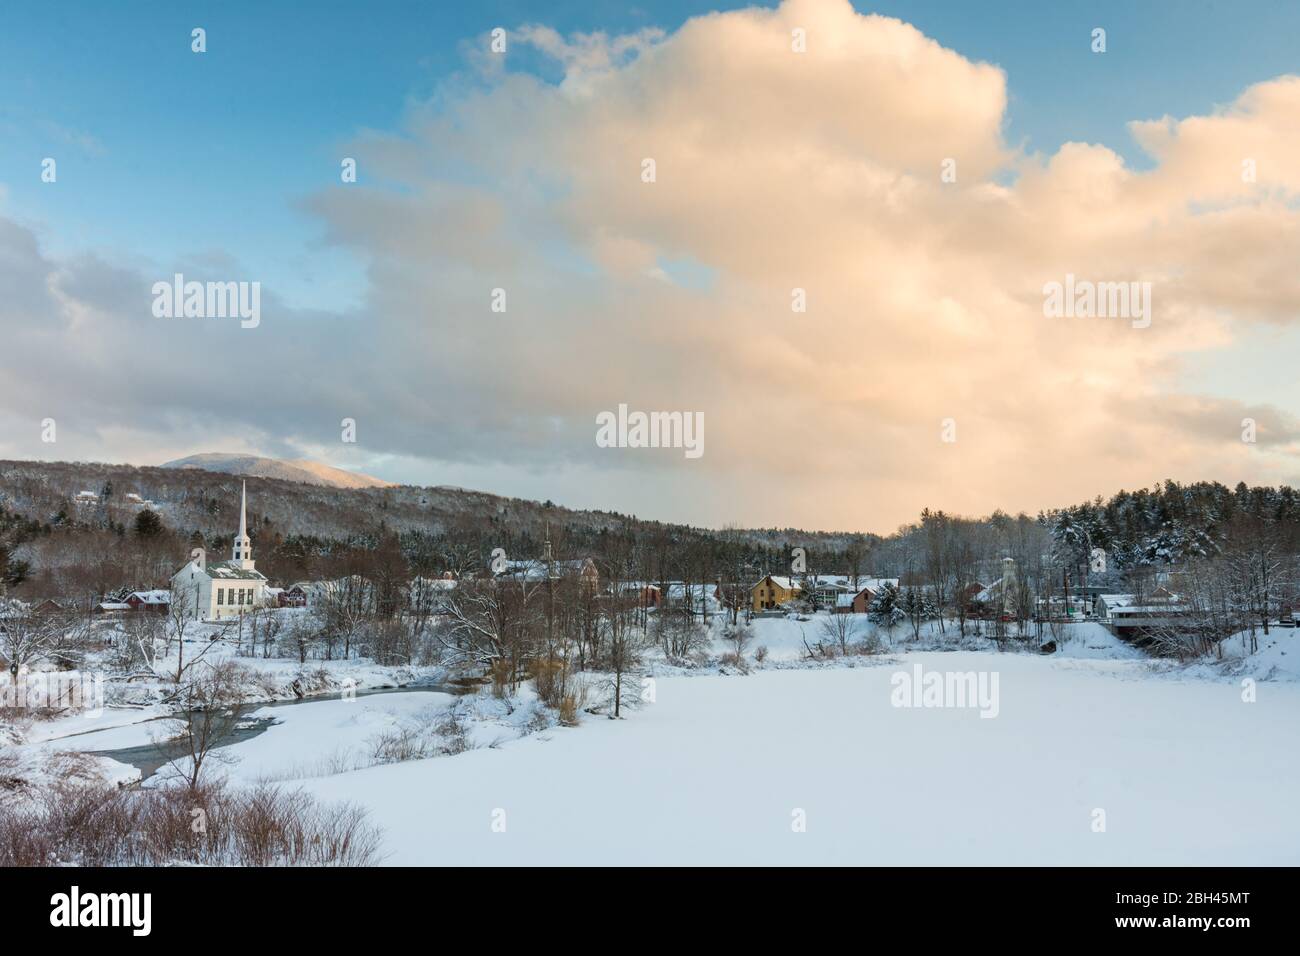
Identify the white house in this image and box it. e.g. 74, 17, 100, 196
169, 482, 268, 620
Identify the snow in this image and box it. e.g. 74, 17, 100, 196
127, 590, 170, 605
23, 704, 171, 745
1187, 625, 1300, 683
221, 692, 456, 783
287, 651, 1300, 865
9, 605, 1299, 864
2, 623, 452, 792
0, 748, 140, 807
732, 616, 818, 661
1047, 621, 1147, 660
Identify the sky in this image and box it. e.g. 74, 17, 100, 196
1, 0, 1299, 533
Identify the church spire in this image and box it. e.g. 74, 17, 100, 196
232, 481, 254, 569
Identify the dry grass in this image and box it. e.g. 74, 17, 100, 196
0, 780, 383, 866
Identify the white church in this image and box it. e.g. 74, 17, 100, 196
170, 482, 269, 620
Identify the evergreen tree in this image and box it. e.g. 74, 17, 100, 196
868, 582, 906, 628
133, 508, 164, 538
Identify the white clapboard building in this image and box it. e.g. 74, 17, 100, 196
170, 482, 268, 620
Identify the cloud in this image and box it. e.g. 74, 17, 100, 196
3, 0, 1299, 531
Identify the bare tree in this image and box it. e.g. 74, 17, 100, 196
280, 614, 321, 664
721, 621, 753, 664
651, 606, 709, 661
816, 610, 860, 657
1145, 559, 1236, 661
163, 582, 221, 695
160, 660, 250, 791
0, 609, 75, 689
315, 577, 368, 660
599, 591, 646, 718
440, 577, 542, 694
114, 611, 163, 675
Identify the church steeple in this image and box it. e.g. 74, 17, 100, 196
232, 481, 255, 570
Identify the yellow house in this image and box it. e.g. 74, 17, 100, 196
752, 575, 802, 612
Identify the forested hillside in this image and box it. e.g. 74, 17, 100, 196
0, 459, 871, 600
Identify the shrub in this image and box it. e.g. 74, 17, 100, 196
0, 780, 382, 866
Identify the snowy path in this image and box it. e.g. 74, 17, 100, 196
295, 653, 1300, 865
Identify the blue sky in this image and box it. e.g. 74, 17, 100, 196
2, 1, 1298, 529
3, 0, 1298, 312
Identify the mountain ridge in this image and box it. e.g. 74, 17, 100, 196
161, 453, 393, 490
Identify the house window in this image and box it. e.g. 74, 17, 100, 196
217, 588, 224, 605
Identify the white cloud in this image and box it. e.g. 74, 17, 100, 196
3, 0, 1299, 531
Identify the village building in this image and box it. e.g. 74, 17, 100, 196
806, 578, 853, 609
169, 482, 268, 620
840, 578, 901, 614
751, 574, 801, 611
622, 582, 662, 608
265, 584, 310, 608
494, 556, 600, 589
125, 590, 170, 613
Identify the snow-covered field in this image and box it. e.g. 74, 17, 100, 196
8, 613, 1298, 865
273, 639, 1298, 865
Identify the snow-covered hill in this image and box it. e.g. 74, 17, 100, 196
161, 453, 393, 489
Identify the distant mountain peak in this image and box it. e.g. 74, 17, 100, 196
161, 453, 394, 489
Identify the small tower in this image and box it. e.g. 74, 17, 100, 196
232, 481, 255, 571
1001, 556, 1018, 618
543, 521, 558, 581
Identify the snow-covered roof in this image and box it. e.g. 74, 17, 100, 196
410, 576, 457, 591
809, 580, 853, 593
756, 575, 799, 591
1110, 603, 1192, 616
495, 558, 595, 582
202, 562, 267, 581
128, 590, 170, 604
665, 582, 713, 596
851, 577, 898, 594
